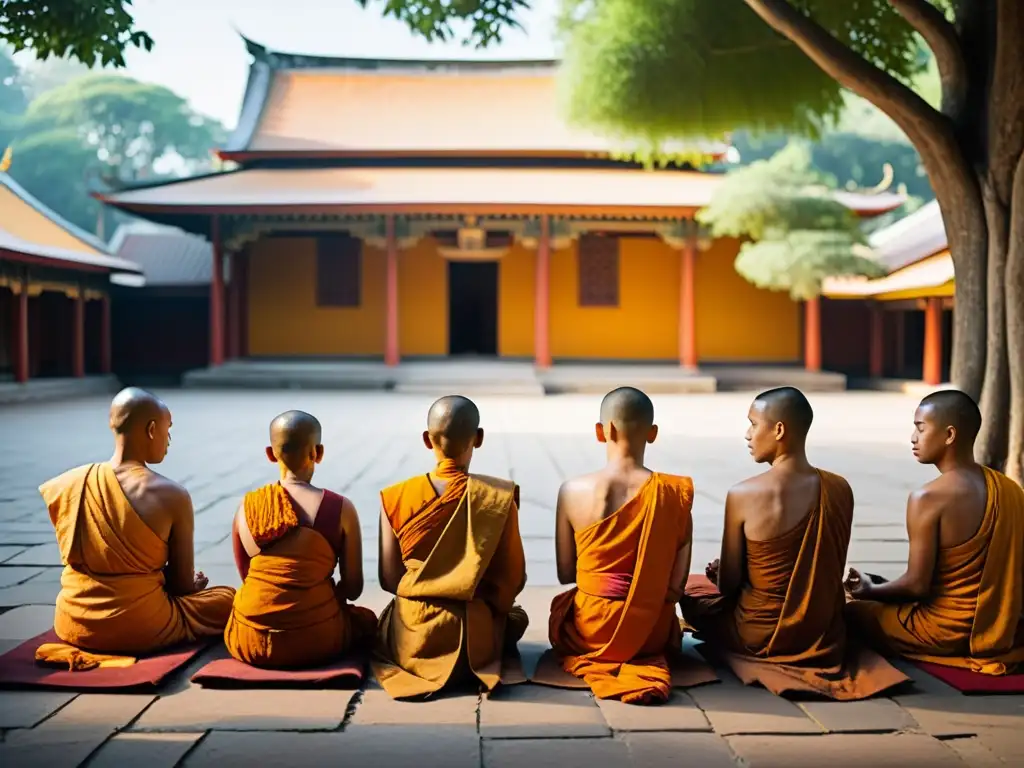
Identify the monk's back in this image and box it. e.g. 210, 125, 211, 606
112, 463, 182, 542
927, 467, 987, 549
740, 467, 821, 542
564, 468, 654, 531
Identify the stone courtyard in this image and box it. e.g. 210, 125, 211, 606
0, 390, 1021, 766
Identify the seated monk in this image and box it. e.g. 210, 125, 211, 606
680, 387, 906, 699
373, 395, 528, 699
846, 390, 1024, 675
38, 388, 235, 658
549, 387, 694, 705
225, 411, 377, 669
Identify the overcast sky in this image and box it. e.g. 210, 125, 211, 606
21, 0, 561, 128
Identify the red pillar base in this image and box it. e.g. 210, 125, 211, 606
15, 284, 28, 384
385, 216, 400, 366
679, 238, 697, 369
534, 216, 551, 368
73, 290, 85, 378
804, 297, 822, 373
923, 297, 943, 386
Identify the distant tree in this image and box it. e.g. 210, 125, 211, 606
0, 46, 27, 149
20, 75, 225, 184
0, 0, 151, 67
698, 143, 884, 300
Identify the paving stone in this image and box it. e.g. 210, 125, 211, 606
941, 735, 1006, 767
596, 691, 711, 732
184, 726, 479, 768
88, 732, 205, 768
5, 542, 61, 566
0, 580, 60, 606
0, 604, 54, 639
798, 698, 918, 733
0, 545, 27, 563
0, 693, 155, 768
727, 733, 963, 767
894, 685, 1024, 737
351, 689, 479, 725
687, 674, 822, 735
0, 691, 76, 728
133, 687, 354, 731
622, 732, 737, 768
483, 737, 629, 768
968, 725, 1024, 763
479, 684, 609, 738
0, 566, 44, 587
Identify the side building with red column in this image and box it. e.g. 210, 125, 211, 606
0, 173, 142, 393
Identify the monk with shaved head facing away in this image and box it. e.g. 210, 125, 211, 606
846, 390, 1024, 674
373, 395, 528, 699
38, 388, 235, 664
548, 387, 695, 704
681, 386, 907, 699
225, 410, 376, 668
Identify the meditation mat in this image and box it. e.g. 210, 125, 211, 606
909, 660, 1024, 694
191, 651, 367, 688
0, 630, 206, 690
530, 647, 718, 690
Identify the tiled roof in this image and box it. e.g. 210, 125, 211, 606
823, 251, 953, 298
0, 174, 141, 274
109, 223, 212, 286
223, 38, 729, 159
99, 166, 904, 217
867, 199, 946, 271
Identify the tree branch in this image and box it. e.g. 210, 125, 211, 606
888, 0, 968, 115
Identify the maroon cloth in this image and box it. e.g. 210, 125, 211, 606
191, 649, 365, 688
232, 487, 347, 579
0, 630, 207, 690
910, 660, 1024, 694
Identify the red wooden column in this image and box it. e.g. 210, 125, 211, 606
384, 215, 400, 366
100, 293, 112, 374
14, 280, 28, 383
679, 233, 697, 369
923, 297, 943, 386
209, 216, 225, 367
869, 303, 884, 378
72, 288, 85, 378
534, 215, 552, 368
227, 253, 241, 360
804, 297, 822, 372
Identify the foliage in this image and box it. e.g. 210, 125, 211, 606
20, 74, 226, 184
354, 0, 530, 48
0, 0, 152, 67
0, 46, 26, 149
697, 143, 885, 299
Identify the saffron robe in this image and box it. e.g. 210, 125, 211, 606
847, 467, 1024, 675
681, 469, 907, 699
372, 468, 528, 699
548, 473, 694, 704
39, 463, 235, 654
224, 484, 377, 669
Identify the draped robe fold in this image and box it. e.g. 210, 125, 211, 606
39, 463, 235, 654
224, 483, 377, 669
548, 473, 693, 704
847, 467, 1024, 675
681, 469, 907, 699
372, 469, 528, 699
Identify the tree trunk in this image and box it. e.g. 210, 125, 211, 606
1005, 152, 1024, 485
975, 180, 1010, 468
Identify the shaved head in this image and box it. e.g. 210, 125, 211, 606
919, 389, 981, 444
427, 395, 480, 455
753, 386, 813, 438
110, 387, 167, 434
269, 410, 322, 461
600, 387, 654, 435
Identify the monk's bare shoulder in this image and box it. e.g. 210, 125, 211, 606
140, 470, 194, 520
557, 472, 602, 526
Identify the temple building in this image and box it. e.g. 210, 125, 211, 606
823, 201, 953, 387
0, 173, 141, 399
98, 38, 903, 389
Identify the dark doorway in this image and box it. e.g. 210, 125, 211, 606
448, 261, 498, 355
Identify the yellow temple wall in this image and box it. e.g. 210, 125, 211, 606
246, 237, 385, 356
549, 237, 679, 360
245, 233, 801, 362
694, 238, 801, 362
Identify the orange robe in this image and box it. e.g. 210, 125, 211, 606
548, 473, 693, 704
847, 467, 1024, 675
39, 463, 235, 654
224, 484, 377, 669
681, 469, 907, 699
372, 463, 528, 699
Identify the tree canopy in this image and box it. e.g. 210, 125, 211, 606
697, 143, 884, 299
